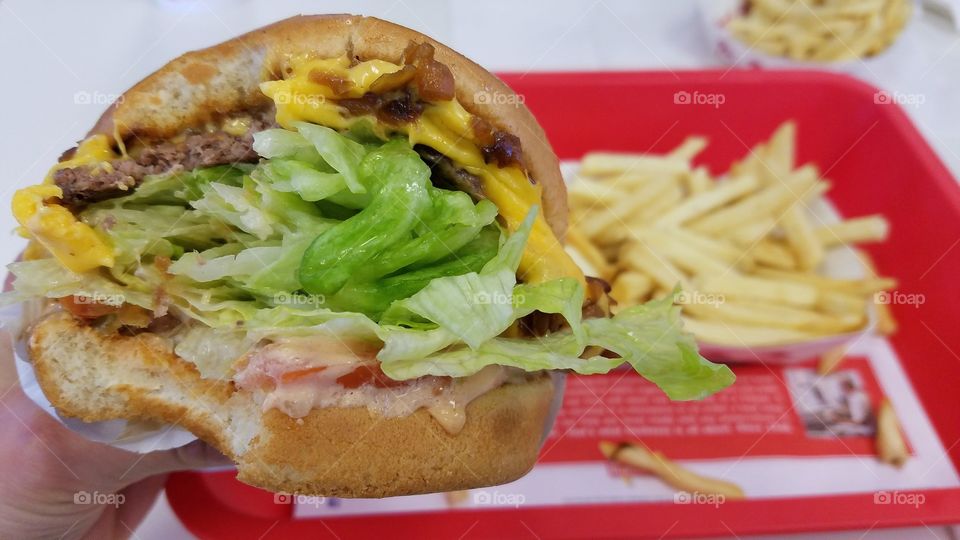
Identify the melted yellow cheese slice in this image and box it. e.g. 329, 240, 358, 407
261, 55, 584, 285
12, 134, 117, 272
45, 134, 118, 182
12, 185, 114, 273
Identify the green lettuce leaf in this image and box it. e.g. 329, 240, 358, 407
298, 140, 431, 295
293, 122, 367, 193
380, 295, 735, 401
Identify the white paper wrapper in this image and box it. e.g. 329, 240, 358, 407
0, 303, 197, 453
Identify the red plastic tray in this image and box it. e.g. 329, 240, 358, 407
166, 70, 960, 539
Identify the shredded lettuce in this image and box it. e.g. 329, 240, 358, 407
5, 120, 735, 402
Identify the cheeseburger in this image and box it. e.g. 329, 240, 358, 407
5, 15, 733, 497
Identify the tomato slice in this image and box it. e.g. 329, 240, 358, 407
275, 363, 404, 388
59, 295, 121, 319
336, 363, 406, 389
279, 365, 327, 383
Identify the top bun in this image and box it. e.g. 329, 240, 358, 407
86, 14, 569, 238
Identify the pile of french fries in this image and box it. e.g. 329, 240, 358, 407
567, 121, 897, 348
727, 0, 912, 62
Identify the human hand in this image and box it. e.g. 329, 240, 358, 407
0, 329, 231, 539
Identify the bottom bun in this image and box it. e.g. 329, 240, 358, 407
27, 312, 555, 497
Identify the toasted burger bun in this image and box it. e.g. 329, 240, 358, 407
30, 312, 554, 497
28, 15, 566, 497
90, 14, 569, 237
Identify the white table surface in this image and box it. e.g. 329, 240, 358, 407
2, 1, 958, 538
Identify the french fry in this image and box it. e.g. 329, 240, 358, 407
681, 317, 822, 346
632, 184, 685, 224
658, 227, 754, 272
640, 229, 732, 277
764, 121, 796, 179
445, 491, 469, 507
610, 271, 654, 312
817, 344, 848, 374
568, 179, 621, 207
657, 174, 760, 227
696, 273, 819, 307
566, 225, 615, 280
727, 217, 778, 245
780, 205, 824, 271
687, 171, 821, 235
754, 268, 897, 296
816, 215, 890, 247
580, 153, 689, 177
817, 290, 868, 316
599, 441, 745, 499
565, 246, 601, 281
873, 300, 898, 335
668, 136, 709, 162
876, 399, 909, 467
852, 250, 898, 334
651, 287, 672, 300
580, 175, 676, 242
749, 239, 797, 270
621, 242, 691, 291
684, 299, 864, 334
684, 166, 713, 195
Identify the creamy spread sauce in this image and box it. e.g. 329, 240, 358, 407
234, 336, 520, 434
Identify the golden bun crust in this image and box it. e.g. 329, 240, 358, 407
28, 312, 555, 497
88, 14, 569, 237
